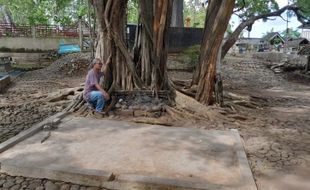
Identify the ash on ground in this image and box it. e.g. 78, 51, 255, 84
113, 91, 170, 118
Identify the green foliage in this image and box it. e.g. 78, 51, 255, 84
179, 45, 200, 67
128, 0, 138, 23
183, 1, 206, 28
262, 27, 301, 40
296, 0, 310, 18
0, 0, 89, 25
235, 0, 279, 21
281, 28, 301, 39
0, 47, 47, 53
272, 36, 283, 45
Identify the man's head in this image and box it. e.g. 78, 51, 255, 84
91, 58, 105, 71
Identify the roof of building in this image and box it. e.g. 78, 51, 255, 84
287, 38, 309, 48
236, 38, 261, 45
298, 45, 310, 55
298, 23, 310, 29
261, 32, 285, 43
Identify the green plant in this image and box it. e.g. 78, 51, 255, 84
179, 45, 200, 67
0, 47, 50, 53
0, 47, 12, 52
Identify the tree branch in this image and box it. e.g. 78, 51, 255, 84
233, 0, 246, 13
221, 4, 310, 59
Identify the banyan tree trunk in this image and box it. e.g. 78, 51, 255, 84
171, 0, 184, 27
137, 0, 173, 92
193, 0, 235, 105
93, 0, 143, 91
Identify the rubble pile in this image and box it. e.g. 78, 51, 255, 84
28, 52, 91, 79
56, 53, 91, 76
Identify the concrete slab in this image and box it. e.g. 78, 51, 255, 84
0, 116, 257, 190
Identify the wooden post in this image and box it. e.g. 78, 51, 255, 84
31, 25, 36, 38
78, 18, 83, 50
88, 0, 94, 59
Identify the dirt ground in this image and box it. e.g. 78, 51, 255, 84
0, 52, 309, 189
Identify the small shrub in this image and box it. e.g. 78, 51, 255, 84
15, 48, 26, 53
179, 45, 200, 67
0, 47, 12, 52
0, 47, 49, 53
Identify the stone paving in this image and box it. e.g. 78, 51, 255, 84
0, 173, 107, 190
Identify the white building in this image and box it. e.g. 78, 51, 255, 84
300, 24, 310, 41
301, 30, 310, 40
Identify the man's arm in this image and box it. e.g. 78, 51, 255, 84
95, 84, 110, 100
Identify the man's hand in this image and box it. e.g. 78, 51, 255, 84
95, 84, 110, 100
102, 91, 110, 101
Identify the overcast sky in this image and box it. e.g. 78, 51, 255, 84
231, 0, 302, 38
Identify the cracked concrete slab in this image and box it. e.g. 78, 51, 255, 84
0, 116, 257, 190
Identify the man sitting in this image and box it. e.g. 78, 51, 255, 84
83, 58, 110, 114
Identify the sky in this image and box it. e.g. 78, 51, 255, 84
231, 0, 302, 38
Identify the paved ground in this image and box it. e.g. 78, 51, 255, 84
0, 116, 256, 190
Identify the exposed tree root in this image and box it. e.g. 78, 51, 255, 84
64, 93, 84, 112
130, 117, 173, 126
165, 106, 208, 121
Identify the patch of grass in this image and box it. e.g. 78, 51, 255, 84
0, 47, 50, 53
12, 62, 50, 71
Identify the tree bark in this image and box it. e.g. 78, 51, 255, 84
194, 0, 235, 105
137, 0, 173, 92
221, 20, 254, 59
171, 0, 184, 27
92, 0, 172, 93
93, 0, 143, 91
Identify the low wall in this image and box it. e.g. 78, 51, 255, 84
1, 27, 204, 53
253, 52, 307, 67
0, 53, 46, 62
252, 52, 287, 62
127, 25, 203, 52
0, 75, 10, 92
0, 37, 79, 51
167, 27, 203, 52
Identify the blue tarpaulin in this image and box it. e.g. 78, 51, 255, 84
58, 42, 81, 55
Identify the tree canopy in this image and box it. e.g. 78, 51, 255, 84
0, 0, 88, 25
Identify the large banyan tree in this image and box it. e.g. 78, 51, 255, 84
90, 0, 236, 106
91, 0, 173, 95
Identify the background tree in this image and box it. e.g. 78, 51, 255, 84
0, 5, 14, 24
281, 28, 301, 39
221, 0, 310, 59
0, 0, 88, 25
193, 0, 235, 105
127, 0, 138, 24
183, 0, 206, 28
